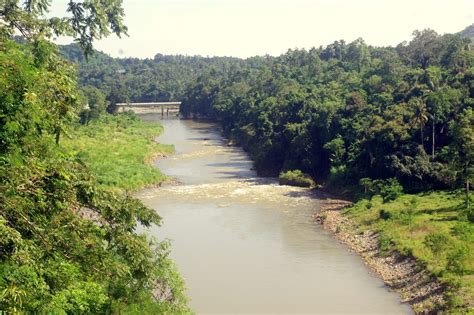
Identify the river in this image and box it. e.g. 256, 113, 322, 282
137, 117, 411, 314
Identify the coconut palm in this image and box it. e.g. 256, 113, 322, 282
410, 97, 429, 148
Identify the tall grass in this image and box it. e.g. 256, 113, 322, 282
345, 191, 473, 311
64, 114, 174, 192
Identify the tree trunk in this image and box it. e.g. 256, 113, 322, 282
467, 179, 470, 208
431, 117, 435, 159
55, 129, 60, 144
420, 122, 424, 148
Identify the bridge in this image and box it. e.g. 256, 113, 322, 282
115, 102, 181, 116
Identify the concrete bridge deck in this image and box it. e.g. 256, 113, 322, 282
116, 102, 181, 115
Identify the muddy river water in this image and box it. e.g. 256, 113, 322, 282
137, 117, 411, 314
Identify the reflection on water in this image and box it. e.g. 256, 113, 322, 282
138, 117, 411, 314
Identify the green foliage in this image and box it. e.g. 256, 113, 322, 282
60, 43, 242, 107
424, 232, 452, 259
459, 24, 474, 42
0, 0, 127, 56
176, 31, 472, 193
60, 28, 474, 197
0, 40, 188, 313
358, 178, 403, 202
78, 85, 109, 124
378, 234, 393, 256
323, 135, 345, 166
446, 245, 471, 276
379, 209, 391, 220
447, 108, 474, 207
380, 178, 404, 202
64, 113, 173, 192
345, 191, 474, 311
278, 170, 315, 187
467, 207, 474, 223
0, 39, 78, 148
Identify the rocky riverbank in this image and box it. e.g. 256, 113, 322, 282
314, 197, 447, 314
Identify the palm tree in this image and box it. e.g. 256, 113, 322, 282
410, 97, 429, 148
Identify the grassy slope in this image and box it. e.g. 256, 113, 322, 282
64, 114, 173, 192
344, 191, 473, 311
64, 115, 191, 313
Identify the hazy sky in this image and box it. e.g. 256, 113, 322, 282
51, 0, 474, 59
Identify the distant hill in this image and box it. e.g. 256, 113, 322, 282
458, 24, 474, 42
59, 43, 245, 103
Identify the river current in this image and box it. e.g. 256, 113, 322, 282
137, 117, 411, 314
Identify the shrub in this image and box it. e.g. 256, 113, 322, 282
446, 245, 472, 276
359, 177, 373, 195
424, 232, 452, 259
358, 177, 403, 202
452, 222, 474, 242
326, 165, 348, 186
278, 170, 315, 187
467, 207, 474, 223
380, 178, 403, 203
379, 209, 391, 220
378, 234, 393, 256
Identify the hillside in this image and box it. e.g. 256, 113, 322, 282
61, 44, 245, 104
459, 24, 474, 41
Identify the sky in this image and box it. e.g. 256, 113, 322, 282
50, 0, 474, 59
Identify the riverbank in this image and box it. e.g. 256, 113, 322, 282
64, 114, 191, 313
138, 118, 412, 313
64, 114, 174, 192
314, 191, 473, 314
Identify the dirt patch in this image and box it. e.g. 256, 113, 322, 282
314, 198, 447, 314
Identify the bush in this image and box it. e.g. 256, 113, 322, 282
380, 178, 404, 202
278, 170, 315, 188
358, 177, 403, 202
424, 232, 452, 259
467, 207, 474, 223
379, 209, 391, 220
378, 234, 393, 256
326, 165, 348, 186
446, 245, 472, 276
452, 222, 474, 242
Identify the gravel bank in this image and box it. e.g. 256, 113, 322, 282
314, 197, 447, 314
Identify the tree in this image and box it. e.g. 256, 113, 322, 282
449, 109, 474, 207
79, 85, 109, 123
346, 38, 370, 72
0, 0, 127, 56
425, 85, 462, 159
410, 97, 429, 148
423, 66, 442, 158
0, 2, 189, 312
399, 29, 442, 69
323, 135, 346, 167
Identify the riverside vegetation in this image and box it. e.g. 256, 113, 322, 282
314, 190, 472, 313
344, 188, 473, 311
63, 24, 474, 312
278, 170, 315, 188
64, 114, 173, 192
0, 1, 189, 313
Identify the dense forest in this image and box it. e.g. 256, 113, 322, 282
66, 25, 474, 201
61, 44, 244, 106
181, 30, 474, 196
